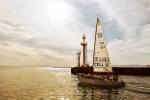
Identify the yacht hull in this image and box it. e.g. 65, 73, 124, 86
78, 76, 125, 87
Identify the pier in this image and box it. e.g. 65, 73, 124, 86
71, 67, 150, 76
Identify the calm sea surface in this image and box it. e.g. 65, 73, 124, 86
0, 67, 150, 100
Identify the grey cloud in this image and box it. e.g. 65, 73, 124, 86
0, 29, 78, 56
0, 0, 123, 58
0, 19, 21, 27
0, 42, 8, 46
0, 0, 127, 60
0, 30, 24, 42
0, 33, 13, 41
102, 20, 124, 42
20, 37, 79, 55
15, 52, 28, 56
68, 0, 100, 26
68, 0, 123, 42
38, 53, 62, 61
0, 19, 40, 32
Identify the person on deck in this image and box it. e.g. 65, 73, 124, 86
107, 72, 111, 80
101, 74, 105, 79
87, 74, 90, 78
113, 74, 118, 81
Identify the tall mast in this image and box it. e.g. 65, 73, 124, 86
93, 18, 99, 66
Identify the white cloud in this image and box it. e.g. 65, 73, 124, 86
90, 0, 150, 65
0, 0, 150, 66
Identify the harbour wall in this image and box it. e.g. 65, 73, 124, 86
71, 67, 150, 76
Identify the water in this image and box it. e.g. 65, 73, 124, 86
0, 67, 150, 100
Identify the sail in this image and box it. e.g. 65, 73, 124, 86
93, 18, 112, 72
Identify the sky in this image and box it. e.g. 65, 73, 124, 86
0, 0, 150, 67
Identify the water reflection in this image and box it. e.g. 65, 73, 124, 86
77, 82, 124, 100
1, 68, 150, 100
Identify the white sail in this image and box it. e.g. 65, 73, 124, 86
93, 18, 112, 72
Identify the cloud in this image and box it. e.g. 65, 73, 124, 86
38, 53, 62, 61
15, 52, 28, 56
0, 42, 8, 46
0, 0, 150, 66
0, 32, 12, 41
0, 19, 21, 27
88, 0, 150, 65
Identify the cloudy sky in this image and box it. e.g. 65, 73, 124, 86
0, 0, 150, 67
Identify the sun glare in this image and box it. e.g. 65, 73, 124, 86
46, 1, 72, 20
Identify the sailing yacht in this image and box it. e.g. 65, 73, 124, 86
78, 18, 125, 87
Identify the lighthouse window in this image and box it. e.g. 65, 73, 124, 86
95, 63, 101, 66
103, 58, 106, 61
106, 58, 109, 61
99, 58, 101, 61
98, 63, 101, 66
98, 33, 103, 38
103, 67, 107, 70
100, 46, 105, 49
94, 57, 98, 62
100, 42, 104, 44
105, 63, 109, 67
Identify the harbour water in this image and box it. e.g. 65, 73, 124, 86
0, 67, 150, 100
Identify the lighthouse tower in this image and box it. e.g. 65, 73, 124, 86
81, 34, 87, 67
76, 51, 81, 67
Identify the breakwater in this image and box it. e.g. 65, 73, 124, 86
71, 67, 150, 76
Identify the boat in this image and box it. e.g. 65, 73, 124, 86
77, 18, 125, 87
78, 73, 125, 87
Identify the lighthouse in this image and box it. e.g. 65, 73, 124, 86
76, 51, 81, 67
81, 34, 87, 67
